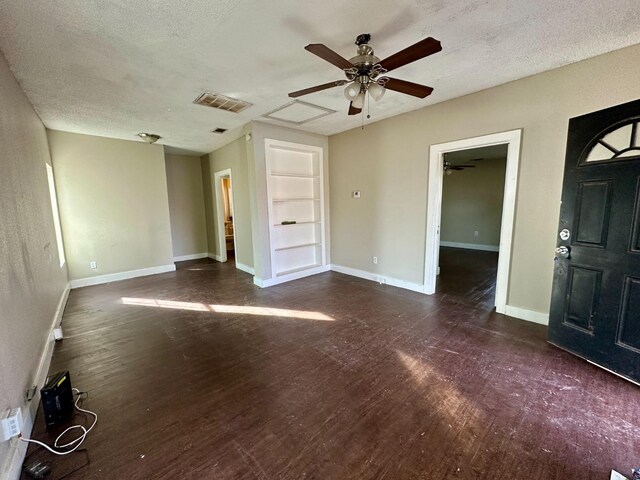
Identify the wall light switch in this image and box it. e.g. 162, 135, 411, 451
352, 191, 361, 199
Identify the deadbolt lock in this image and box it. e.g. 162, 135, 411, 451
559, 228, 571, 241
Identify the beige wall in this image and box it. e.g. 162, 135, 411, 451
48, 131, 174, 281
0, 52, 68, 470
202, 135, 254, 269
329, 44, 640, 316
249, 121, 330, 280
441, 158, 506, 247
165, 154, 207, 258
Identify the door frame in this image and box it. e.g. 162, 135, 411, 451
213, 168, 237, 263
424, 129, 522, 314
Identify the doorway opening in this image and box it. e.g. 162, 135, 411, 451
424, 130, 522, 314
214, 168, 237, 264
438, 145, 507, 309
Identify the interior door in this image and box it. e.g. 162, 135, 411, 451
549, 98, 640, 384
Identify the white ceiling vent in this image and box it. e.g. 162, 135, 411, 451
262, 100, 336, 125
193, 92, 252, 113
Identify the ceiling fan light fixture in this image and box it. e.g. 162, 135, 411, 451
137, 133, 161, 144
343, 82, 361, 101
368, 82, 386, 101
352, 92, 365, 109
290, 34, 441, 116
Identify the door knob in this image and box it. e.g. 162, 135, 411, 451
555, 246, 570, 258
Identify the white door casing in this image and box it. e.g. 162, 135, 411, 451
424, 129, 522, 314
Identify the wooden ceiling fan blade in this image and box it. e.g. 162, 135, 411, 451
305, 44, 353, 70
378, 37, 442, 72
384, 78, 434, 98
289, 80, 347, 98
348, 102, 361, 115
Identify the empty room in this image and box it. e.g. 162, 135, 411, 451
1, 1, 639, 479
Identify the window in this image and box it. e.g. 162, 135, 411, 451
46, 163, 66, 267
583, 119, 640, 164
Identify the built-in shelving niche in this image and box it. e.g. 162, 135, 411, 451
265, 139, 326, 282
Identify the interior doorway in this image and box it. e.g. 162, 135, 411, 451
438, 145, 507, 308
214, 168, 237, 264
424, 130, 522, 314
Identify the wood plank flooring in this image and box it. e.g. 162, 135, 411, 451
22, 250, 639, 479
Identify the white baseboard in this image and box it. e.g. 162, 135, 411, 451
2, 284, 70, 480
504, 305, 549, 325
328, 265, 549, 325
236, 262, 255, 275
254, 265, 331, 288
440, 241, 499, 252
330, 264, 426, 294
69, 264, 176, 289
173, 252, 208, 262
208, 253, 224, 262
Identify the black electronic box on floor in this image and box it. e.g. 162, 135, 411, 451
41, 371, 73, 427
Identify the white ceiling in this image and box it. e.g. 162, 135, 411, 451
0, 1, 638, 155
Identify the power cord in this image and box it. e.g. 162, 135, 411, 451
20, 388, 97, 455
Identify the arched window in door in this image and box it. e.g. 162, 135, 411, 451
582, 118, 640, 164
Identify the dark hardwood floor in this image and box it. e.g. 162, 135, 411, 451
23, 253, 639, 479
436, 247, 498, 309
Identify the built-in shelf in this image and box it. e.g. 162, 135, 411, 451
277, 264, 321, 277
271, 172, 319, 178
272, 197, 320, 203
273, 221, 321, 227
275, 242, 321, 252
266, 138, 326, 282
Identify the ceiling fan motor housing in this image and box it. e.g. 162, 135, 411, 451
347, 38, 384, 89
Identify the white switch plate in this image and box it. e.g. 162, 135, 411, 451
90, 261, 97, 269
373, 256, 378, 264
474, 231, 479, 236
352, 191, 361, 199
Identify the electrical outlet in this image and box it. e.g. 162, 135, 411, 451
474, 231, 479, 237
90, 261, 97, 269
1, 408, 23, 442
373, 256, 378, 264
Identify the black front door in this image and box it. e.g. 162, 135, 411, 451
549, 98, 640, 384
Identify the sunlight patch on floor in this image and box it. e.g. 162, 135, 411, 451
121, 297, 334, 321
396, 349, 482, 435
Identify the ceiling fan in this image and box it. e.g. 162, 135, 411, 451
288, 33, 442, 115
444, 159, 475, 175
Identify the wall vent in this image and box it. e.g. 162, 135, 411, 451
212, 128, 228, 134
193, 92, 252, 113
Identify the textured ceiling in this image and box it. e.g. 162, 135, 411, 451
0, 1, 639, 155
